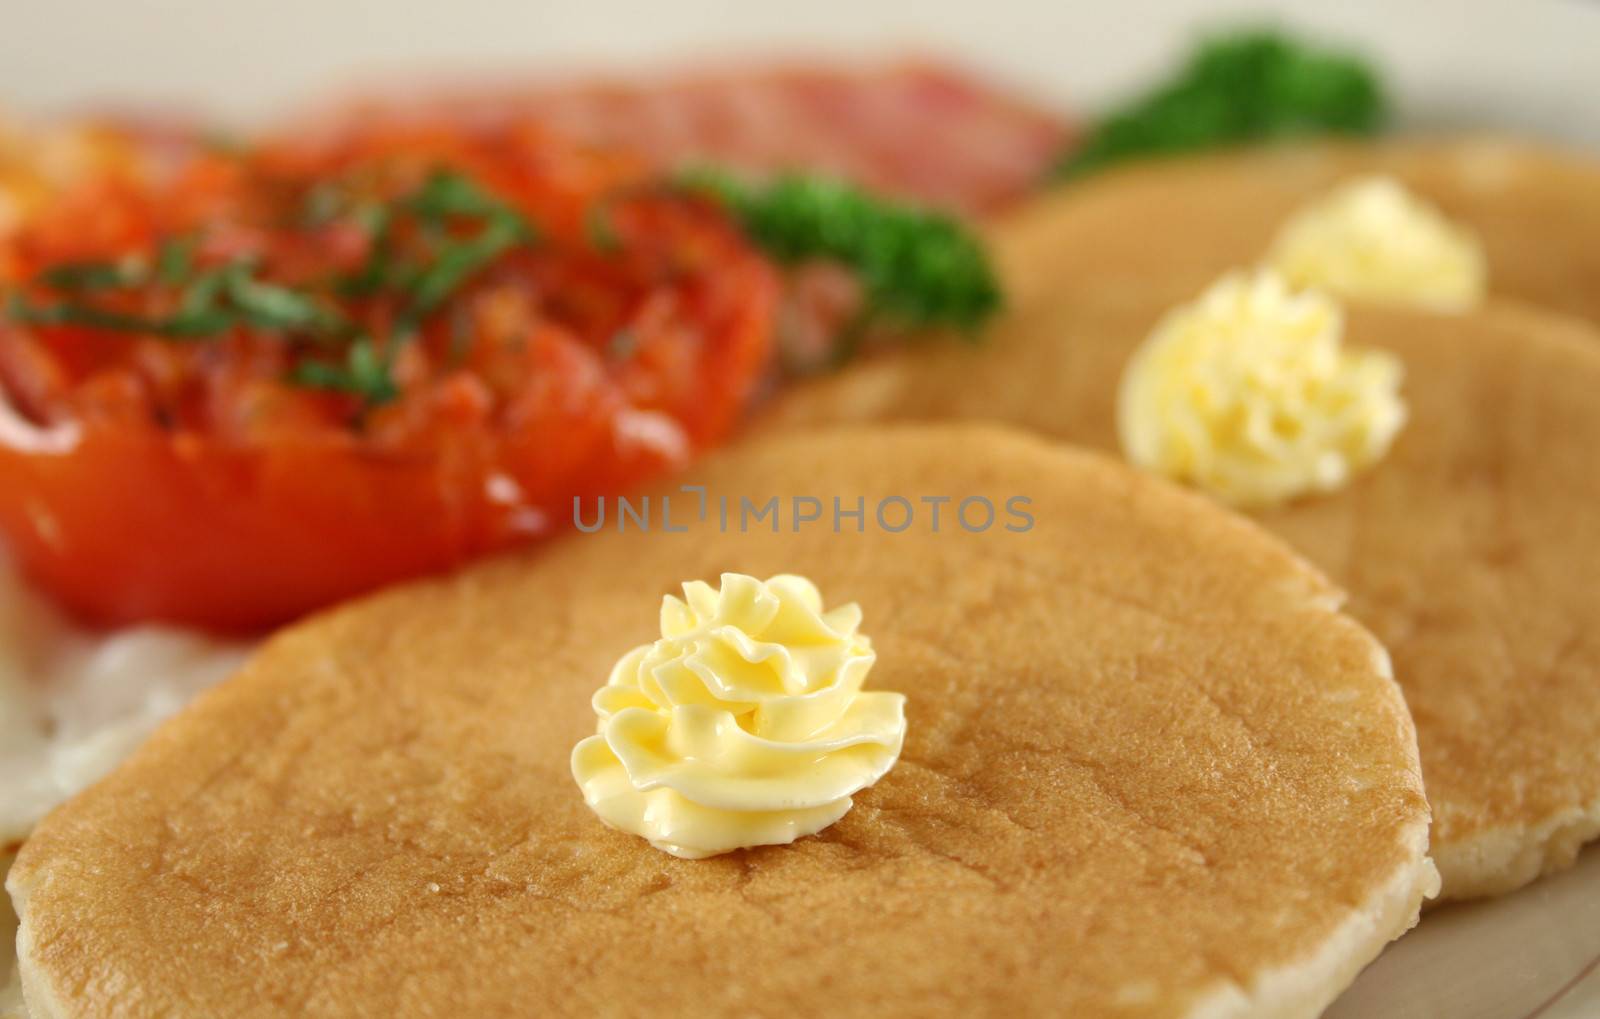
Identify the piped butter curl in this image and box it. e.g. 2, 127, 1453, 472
1118, 270, 1406, 508
1268, 175, 1486, 311
572, 573, 905, 859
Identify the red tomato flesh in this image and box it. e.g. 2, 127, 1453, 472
0, 120, 777, 631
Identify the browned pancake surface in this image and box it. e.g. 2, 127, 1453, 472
991, 137, 1600, 327
10, 426, 1430, 1018
768, 293, 1600, 899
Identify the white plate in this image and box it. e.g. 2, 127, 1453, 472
3, 0, 1599, 148
1331, 846, 1600, 1019
1, 2, 1598, 1017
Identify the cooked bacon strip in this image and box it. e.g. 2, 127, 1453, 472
313, 61, 1075, 216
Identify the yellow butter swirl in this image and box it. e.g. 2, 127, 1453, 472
1118, 270, 1406, 508
571, 573, 905, 859
1267, 175, 1486, 310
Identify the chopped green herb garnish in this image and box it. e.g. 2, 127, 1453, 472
396, 213, 527, 335
224, 271, 347, 335
351, 199, 392, 239
682, 168, 1002, 336
38, 259, 144, 292
160, 264, 251, 337
336, 231, 397, 299
155, 237, 196, 285
8, 293, 162, 335
584, 203, 623, 255
1054, 28, 1388, 179
9, 284, 230, 340
407, 168, 511, 220
343, 169, 537, 339
299, 182, 345, 228
291, 337, 399, 406
6, 166, 541, 409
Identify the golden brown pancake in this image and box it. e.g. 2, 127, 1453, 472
989, 137, 1600, 325
766, 292, 1600, 901
0, 852, 20, 1019
9, 426, 1433, 1018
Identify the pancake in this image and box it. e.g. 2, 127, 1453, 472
765, 292, 1600, 901
0, 561, 244, 1017
9, 425, 1434, 1018
0, 852, 20, 1019
988, 137, 1600, 325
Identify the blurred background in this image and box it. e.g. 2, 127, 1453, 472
1, 0, 1597, 143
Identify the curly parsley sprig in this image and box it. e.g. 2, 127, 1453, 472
678, 168, 1003, 337
1055, 28, 1389, 179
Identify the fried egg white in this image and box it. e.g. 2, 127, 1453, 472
0, 561, 250, 846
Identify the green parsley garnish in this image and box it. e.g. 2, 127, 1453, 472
406, 168, 518, 221
224, 269, 348, 334
7, 167, 538, 409
155, 237, 196, 285
394, 202, 531, 335
10, 257, 348, 341
583, 203, 623, 255
681, 168, 1002, 337
38, 258, 144, 292
1055, 28, 1388, 179
290, 337, 399, 405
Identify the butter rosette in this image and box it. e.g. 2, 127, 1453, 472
1118, 269, 1406, 508
571, 573, 905, 859
1268, 175, 1486, 311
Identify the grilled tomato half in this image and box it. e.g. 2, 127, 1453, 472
0, 120, 777, 630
